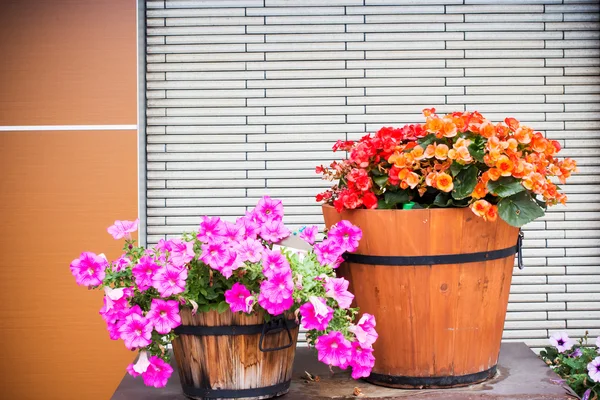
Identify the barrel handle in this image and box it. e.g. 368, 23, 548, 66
517, 229, 524, 270
259, 315, 294, 352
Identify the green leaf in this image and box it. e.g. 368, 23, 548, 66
384, 190, 409, 207
373, 175, 388, 188
468, 143, 485, 163
417, 133, 437, 148
433, 192, 452, 207
217, 301, 230, 314
487, 177, 526, 197
450, 161, 466, 177
498, 191, 546, 227
452, 165, 478, 200
377, 198, 394, 209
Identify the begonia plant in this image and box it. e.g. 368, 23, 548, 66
69, 197, 377, 388
316, 108, 577, 227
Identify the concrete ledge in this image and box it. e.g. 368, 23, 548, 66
112, 343, 575, 400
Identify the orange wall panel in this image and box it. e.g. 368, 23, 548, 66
0, 130, 138, 399
0, 0, 137, 125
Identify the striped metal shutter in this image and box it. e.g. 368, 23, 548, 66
145, 0, 600, 349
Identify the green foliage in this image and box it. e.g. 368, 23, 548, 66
540, 334, 600, 399
384, 190, 409, 208
467, 135, 486, 163
452, 165, 478, 200
432, 192, 469, 208
487, 177, 526, 197
373, 174, 389, 188
497, 191, 545, 227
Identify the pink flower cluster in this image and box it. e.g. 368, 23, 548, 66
197, 197, 290, 279
127, 351, 174, 388
70, 197, 378, 388
314, 220, 362, 268
315, 313, 378, 379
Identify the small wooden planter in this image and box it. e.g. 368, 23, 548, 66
172, 309, 299, 400
323, 205, 520, 388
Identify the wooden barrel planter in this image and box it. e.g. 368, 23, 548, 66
172, 309, 299, 399
322, 204, 521, 389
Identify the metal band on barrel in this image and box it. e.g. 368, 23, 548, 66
365, 366, 497, 388
343, 243, 519, 266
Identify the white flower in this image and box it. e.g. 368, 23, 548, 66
132, 351, 150, 374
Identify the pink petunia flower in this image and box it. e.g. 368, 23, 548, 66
132, 256, 161, 291
299, 225, 318, 245
197, 216, 226, 243
549, 332, 575, 353
112, 255, 131, 272
199, 241, 230, 270
107, 219, 139, 240
152, 264, 188, 297
70, 252, 107, 287
142, 356, 174, 388
315, 330, 353, 368
349, 342, 375, 379
349, 313, 378, 349
299, 297, 333, 331
100, 286, 134, 319
221, 251, 245, 279
118, 309, 153, 350
313, 239, 344, 268
261, 248, 291, 279
595, 336, 600, 350
258, 272, 294, 315
223, 221, 244, 243
154, 239, 172, 253
254, 196, 284, 222
324, 277, 354, 309
588, 356, 600, 382
236, 213, 261, 239
327, 220, 362, 253
259, 219, 291, 243
147, 299, 181, 334
225, 283, 253, 313
127, 351, 151, 377
167, 238, 195, 267
235, 238, 264, 263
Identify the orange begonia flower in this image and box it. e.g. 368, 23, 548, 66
424, 144, 436, 158
471, 199, 491, 218
425, 172, 437, 187
423, 108, 436, 117
495, 155, 514, 177
411, 145, 425, 161
436, 172, 454, 192
495, 123, 510, 138
472, 181, 488, 199
434, 144, 449, 160
426, 117, 443, 135
505, 117, 520, 131
441, 118, 458, 138
486, 205, 498, 222
514, 126, 533, 144
505, 138, 519, 152
405, 172, 420, 189
487, 168, 501, 181
479, 121, 495, 138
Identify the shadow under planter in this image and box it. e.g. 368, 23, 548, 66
111, 343, 575, 400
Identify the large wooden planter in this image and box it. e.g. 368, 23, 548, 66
172, 309, 299, 399
322, 205, 520, 388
